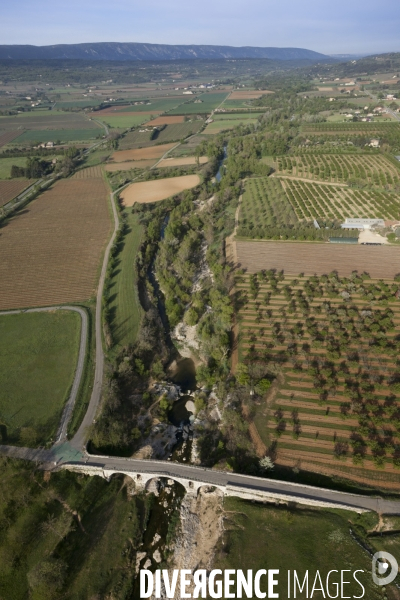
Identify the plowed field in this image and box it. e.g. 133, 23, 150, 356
157, 156, 208, 167
235, 240, 400, 278
0, 130, 23, 147
120, 174, 200, 206
0, 178, 111, 309
72, 166, 104, 178
104, 160, 155, 172
111, 143, 176, 162
0, 179, 34, 207
144, 116, 185, 126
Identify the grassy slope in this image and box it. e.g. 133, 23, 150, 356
0, 311, 81, 446
216, 497, 384, 598
0, 458, 152, 600
108, 210, 143, 352
0, 157, 27, 179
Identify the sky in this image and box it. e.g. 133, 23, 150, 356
0, 0, 399, 56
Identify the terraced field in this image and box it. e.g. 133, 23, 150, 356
0, 179, 34, 207
0, 178, 110, 309
235, 240, 400, 279
236, 271, 400, 487
276, 153, 400, 188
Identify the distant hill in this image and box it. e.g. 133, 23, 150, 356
0, 42, 333, 62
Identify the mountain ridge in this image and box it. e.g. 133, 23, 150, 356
0, 42, 333, 62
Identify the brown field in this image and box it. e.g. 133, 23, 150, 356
0, 178, 111, 309
111, 143, 176, 162
0, 179, 35, 207
157, 156, 208, 168
104, 160, 155, 172
0, 130, 23, 147
144, 115, 185, 126
96, 108, 162, 117
120, 174, 200, 206
71, 166, 104, 179
229, 90, 269, 99
235, 240, 400, 279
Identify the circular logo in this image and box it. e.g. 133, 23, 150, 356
372, 551, 398, 586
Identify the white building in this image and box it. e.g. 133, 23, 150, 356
341, 218, 385, 230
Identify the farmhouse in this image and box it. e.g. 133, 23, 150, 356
341, 218, 385, 230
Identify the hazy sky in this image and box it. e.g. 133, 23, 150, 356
1, 0, 399, 55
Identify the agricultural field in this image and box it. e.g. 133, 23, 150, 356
0, 130, 23, 147
0, 157, 27, 179
282, 178, 400, 221
0, 179, 34, 207
168, 134, 207, 157
104, 160, 155, 172
116, 97, 187, 113
229, 90, 264, 100
95, 114, 149, 130
216, 498, 382, 598
276, 153, 400, 188
111, 143, 176, 162
118, 121, 204, 149
236, 270, 400, 487
0, 177, 110, 309
107, 212, 143, 351
15, 129, 103, 144
302, 122, 400, 135
157, 156, 208, 167
0, 113, 101, 131
167, 92, 229, 114
235, 240, 400, 279
0, 310, 81, 446
71, 166, 104, 178
120, 174, 200, 206
144, 115, 185, 126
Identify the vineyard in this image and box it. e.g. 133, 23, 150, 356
282, 178, 400, 221
0, 130, 23, 147
276, 153, 400, 188
235, 240, 400, 279
0, 178, 111, 309
118, 121, 204, 150
236, 271, 400, 486
0, 179, 34, 207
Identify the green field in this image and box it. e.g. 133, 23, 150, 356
108, 212, 143, 351
83, 148, 112, 167
0, 310, 81, 446
96, 114, 149, 129
0, 157, 26, 178
15, 129, 102, 144
116, 97, 187, 112
215, 498, 385, 598
167, 92, 229, 114
214, 112, 265, 120
118, 121, 204, 150
54, 99, 104, 108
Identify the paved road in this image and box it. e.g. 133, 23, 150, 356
70, 188, 119, 450
64, 454, 400, 514
0, 306, 88, 444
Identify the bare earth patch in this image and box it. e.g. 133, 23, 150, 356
111, 143, 176, 162
229, 90, 270, 99
120, 174, 200, 206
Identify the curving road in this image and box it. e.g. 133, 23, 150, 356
0, 305, 88, 444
